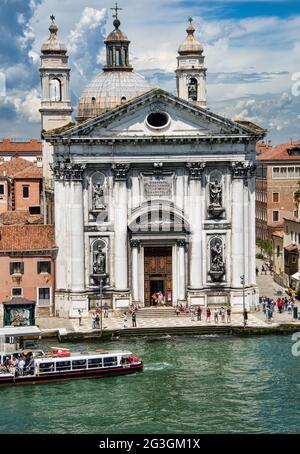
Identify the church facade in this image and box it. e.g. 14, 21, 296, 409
40, 13, 265, 317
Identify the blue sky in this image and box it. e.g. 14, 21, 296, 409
0, 0, 300, 144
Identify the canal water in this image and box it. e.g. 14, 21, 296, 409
0, 335, 300, 434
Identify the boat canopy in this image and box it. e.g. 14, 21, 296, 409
0, 326, 41, 338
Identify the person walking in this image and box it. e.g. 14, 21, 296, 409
132, 311, 137, 328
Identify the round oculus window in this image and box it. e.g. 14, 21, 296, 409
146, 112, 170, 129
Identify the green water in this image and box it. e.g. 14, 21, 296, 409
0, 335, 300, 434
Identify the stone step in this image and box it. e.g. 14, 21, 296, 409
114, 325, 231, 337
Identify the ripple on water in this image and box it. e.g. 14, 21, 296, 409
1, 336, 300, 434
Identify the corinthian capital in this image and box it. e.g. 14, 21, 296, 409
186, 162, 206, 180
111, 163, 130, 181
50, 159, 86, 181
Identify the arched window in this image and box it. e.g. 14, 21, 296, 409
50, 78, 62, 102
188, 77, 198, 101
116, 49, 121, 66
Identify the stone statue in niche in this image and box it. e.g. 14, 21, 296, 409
93, 245, 106, 275
209, 179, 222, 207
93, 182, 105, 210
188, 83, 197, 101
211, 239, 224, 270
209, 238, 225, 282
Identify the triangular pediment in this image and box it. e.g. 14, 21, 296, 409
47, 89, 265, 140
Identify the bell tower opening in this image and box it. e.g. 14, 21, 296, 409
188, 77, 198, 102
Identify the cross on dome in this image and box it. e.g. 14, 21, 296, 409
50, 14, 55, 22
111, 2, 123, 20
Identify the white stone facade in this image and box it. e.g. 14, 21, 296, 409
47, 90, 264, 316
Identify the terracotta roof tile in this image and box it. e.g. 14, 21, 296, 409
0, 157, 41, 179
0, 211, 43, 226
284, 243, 299, 252
0, 225, 56, 251
0, 138, 42, 153
14, 166, 43, 179
257, 140, 300, 161
272, 230, 284, 238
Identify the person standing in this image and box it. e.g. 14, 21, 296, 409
213, 308, 219, 323
103, 302, 109, 318
226, 306, 231, 323
243, 308, 248, 326
132, 311, 137, 328
95, 313, 100, 329
78, 309, 82, 327
91, 312, 96, 329
123, 312, 128, 329
206, 307, 211, 322
197, 306, 202, 321
220, 306, 225, 323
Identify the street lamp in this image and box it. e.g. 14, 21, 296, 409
99, 276, 109, 336
240, 274, 246, 328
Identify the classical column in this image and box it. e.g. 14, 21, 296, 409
130, 240, 140, 302
186, 162, 206, 289
177, 239, 186, 301
248, 164, 256, 285
112, 164, 130, 291
51, 160, 86, 292
230, 162, 249, 288
53, 177, 67, 290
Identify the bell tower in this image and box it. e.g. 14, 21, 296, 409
40, 15, 73, 223
175, 18, 207, 108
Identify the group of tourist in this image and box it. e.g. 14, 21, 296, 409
0, 352, 34, 377
259, 295, 299, 322
256, 262, 273, 276
123, 310, 137, 329
91, 302, 110, 329
151, 291, 165, 306
175, 304, 232, 323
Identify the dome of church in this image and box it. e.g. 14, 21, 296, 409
178, 20, 203, 55
41, 16, 67, 54
77, 11, 152, 120
77, 71, 152, 119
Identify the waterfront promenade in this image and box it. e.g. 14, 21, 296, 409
36, 259, 300, 338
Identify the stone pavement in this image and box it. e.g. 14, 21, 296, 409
256, 258, 286, 299
60, 312, 275, 334
35, 256, 300, 334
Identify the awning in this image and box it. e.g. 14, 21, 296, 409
2, 297, 36, 305
291, 272, 300, 281
0, 326, 41, 337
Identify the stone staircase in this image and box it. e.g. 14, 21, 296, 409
134, 307, 188, 318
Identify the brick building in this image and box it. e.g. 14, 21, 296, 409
0, 157, 43, 216
256, 141, 300, 240
272, 217, 300, 290
0, 225, 57, 326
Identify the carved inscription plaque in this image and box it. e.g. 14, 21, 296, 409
144, 177, 172, 198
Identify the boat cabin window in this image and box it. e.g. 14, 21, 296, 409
55, 361, 71, 371
88, 358, 103, 368
72, 359, 87, 370
103, 356, 117, 367
39, 362, 55, 373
